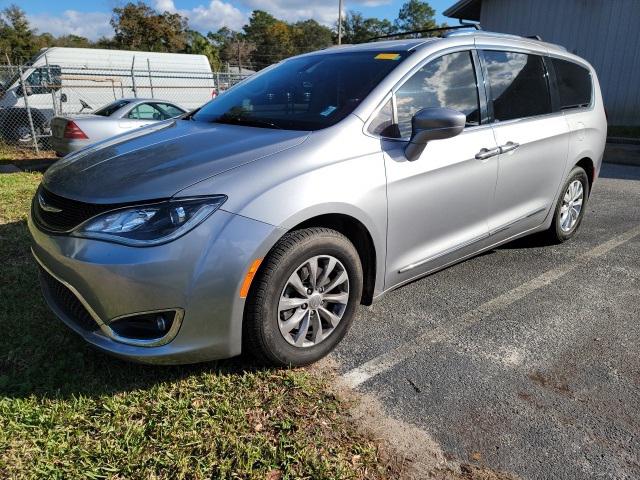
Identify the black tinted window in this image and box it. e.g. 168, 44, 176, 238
395, 51, 480, 138
94, 100, 130, 117
551, 58, 592, 110
483, 51, 551, 121
193, 51, 408, 131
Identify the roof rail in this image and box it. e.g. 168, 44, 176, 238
450, 30, 540, 41
365, 23, 480, 43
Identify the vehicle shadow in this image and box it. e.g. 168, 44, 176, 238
0, 158, 57, 173
496, 231, 557, 250
599, 162, 640, 181
0, 219, 269, 400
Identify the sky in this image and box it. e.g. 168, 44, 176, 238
11, 0, 456, 41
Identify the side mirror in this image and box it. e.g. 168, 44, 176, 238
405, 107, 466, 161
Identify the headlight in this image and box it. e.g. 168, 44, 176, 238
73, 196, 227, 246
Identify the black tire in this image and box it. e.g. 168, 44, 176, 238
0, 108, 49, 147
546, 166, 590, 243
243, 227, 363, 367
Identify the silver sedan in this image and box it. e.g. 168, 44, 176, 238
49, 98, 186, 156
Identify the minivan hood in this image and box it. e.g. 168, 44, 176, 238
43, 120, 309, 204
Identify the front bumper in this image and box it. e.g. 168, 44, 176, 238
29, 209, 280, 364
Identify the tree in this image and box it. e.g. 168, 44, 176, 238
363, 18, 396, 40
243, 10, 292, 70
264, 21, 293, 62
51, 35, 93, 48
291, 20, 333, 54
339, 11, 395, 44
395, 0, 437, 34
208, 27, 255, 72
186, 30, 221, 70
0, 5, 37, 64
111, 2, 189, 52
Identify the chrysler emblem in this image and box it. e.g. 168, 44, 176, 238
38, 193, 62, 213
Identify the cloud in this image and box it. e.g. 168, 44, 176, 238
237, 0, 392, 25
29, 10, 113, 40
27, 0, 392, 42
156, 0, 393, 30
154, 0, 247, 31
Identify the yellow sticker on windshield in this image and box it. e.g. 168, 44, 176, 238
375, 53, 401, 61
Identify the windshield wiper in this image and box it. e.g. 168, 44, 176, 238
214, 115, 283, 130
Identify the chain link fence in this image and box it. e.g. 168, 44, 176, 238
0, 64, 252, 153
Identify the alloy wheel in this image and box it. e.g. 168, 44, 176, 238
560, 179, 584, 232
278, 255, 349, 348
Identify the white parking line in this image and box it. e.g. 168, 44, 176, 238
341, 225, 640, 389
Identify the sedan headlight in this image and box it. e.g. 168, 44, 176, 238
73, 196, 227, 246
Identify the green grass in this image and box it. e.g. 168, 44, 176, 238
0, 173, 391, 479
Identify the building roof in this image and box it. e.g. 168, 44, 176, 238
443, 0, 482, 21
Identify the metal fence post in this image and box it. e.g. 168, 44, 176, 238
45, 54, 57, 116
18, 66, 39, 153
131, 57, 137, 98
147, 58, 154, 98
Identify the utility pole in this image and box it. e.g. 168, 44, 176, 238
237, 40, 242, 74
338, 0, 344, 45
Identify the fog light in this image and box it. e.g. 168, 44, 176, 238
109, 310, 177, 341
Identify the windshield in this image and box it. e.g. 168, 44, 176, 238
192, 51, 409, 131
0, 68, 21, 95
94, 100, 131, 117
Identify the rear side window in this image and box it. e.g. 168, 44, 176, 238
394, 51, 480, 138
128, 103, 163, 120
483, 51, 551, 121
551, 58, 592, 110
94, 100, 130, 117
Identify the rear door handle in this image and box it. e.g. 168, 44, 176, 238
475, 147, 501, 160
500, 141, 520, 153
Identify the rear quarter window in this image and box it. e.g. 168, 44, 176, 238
551, 58, 592, 110
94, 100, 130, 117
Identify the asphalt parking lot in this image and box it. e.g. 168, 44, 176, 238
335, 163, 640, 479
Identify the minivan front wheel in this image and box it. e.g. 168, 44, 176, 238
243, 227, 363, 367
547, 166, 590, 242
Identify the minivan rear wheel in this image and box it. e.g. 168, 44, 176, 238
243, 227, 363, 367
546, 166, 590, 243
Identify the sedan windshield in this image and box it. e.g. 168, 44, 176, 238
192, 51, 409, 131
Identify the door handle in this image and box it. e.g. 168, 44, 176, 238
500, 141, 520, 153
475, 147, 501, 160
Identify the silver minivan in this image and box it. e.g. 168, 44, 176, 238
30, 31, 606, 366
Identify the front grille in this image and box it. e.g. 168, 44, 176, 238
38, 266, 99, 332
32, 186, 118, 233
